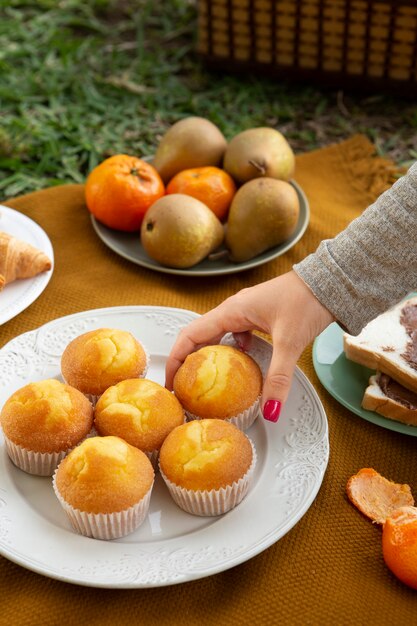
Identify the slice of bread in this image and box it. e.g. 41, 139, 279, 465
362, 373, 417, 426
343, 296, 417, 393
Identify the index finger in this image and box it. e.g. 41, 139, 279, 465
165, 315, 226, 390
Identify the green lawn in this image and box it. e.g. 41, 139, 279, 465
0, 0, 416, 198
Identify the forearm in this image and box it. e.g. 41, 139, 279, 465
294, 162, 417, 335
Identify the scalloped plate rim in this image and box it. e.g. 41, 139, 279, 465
0, 305, 328, 588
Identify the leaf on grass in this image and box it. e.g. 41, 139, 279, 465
102, 75, 156, 95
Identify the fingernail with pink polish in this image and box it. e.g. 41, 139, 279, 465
263, 400, 282, 423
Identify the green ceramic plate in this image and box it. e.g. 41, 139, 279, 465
312, 314, 417, 437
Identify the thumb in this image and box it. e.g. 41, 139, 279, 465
261, 339, 300, 423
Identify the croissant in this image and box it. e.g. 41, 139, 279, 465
0, 231, 52, 291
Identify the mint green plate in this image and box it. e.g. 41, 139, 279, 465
312, 321, 417, 436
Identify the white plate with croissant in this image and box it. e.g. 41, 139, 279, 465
0, 206, 53, 325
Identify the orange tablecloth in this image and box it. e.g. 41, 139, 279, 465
1, 136, 417, 625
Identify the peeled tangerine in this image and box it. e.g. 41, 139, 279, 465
382, 506, 417, 590
225, 178, 299, 263
140, 194, 224, 269
347, 468, 417, 590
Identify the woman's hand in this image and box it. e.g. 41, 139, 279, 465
165, 270, 334, 422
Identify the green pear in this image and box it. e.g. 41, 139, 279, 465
225, 178, 299, 263
223, 127, 295, 184
152, 117, 227, 184
141, 194, 224, 268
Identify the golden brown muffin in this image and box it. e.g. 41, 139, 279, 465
53, 436, 155, 539
94, 378, 184, 455
61, 328, 147, 397
173, 344, 262, 420
54, 436, 154, 514
159, 419, 253, 492
0, 378, 93, 454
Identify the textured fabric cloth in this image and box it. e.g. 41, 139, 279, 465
2, 135, 417, 625
294, 161, 417, 335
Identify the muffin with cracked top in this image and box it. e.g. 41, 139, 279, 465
159, 418, 256, 516
0, 378, 93, 476
61, 327, 148, 404
94, 378, 185, 468
173, 344, 262, 430
53, 435, 154, 540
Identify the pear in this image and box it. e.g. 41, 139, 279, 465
225, 178, 299, 263
223, 127, 295, 184
140, 194, 224, 268
152, 117, 227, 184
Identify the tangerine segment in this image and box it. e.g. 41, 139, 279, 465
165, 166, 236, 221
383, 506, 417, 590
346, 468, 414, 524
85, 154, 165, 232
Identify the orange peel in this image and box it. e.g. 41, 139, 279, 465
346, 467, 414, 524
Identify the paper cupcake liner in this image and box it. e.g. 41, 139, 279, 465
85, 425, 99, 439
185, 395, 261, 432
52, 472, 154, 540
3, 436, 70, 476
144, 448, 159, 471
3, 425, 97, 477
84, 392, 101, 406
160, 440, 257, 516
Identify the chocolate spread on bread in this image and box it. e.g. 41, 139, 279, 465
400, 303, 417, 371
373, 303, 417, 409
378, 373, 417, 410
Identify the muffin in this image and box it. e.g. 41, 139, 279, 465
159, 419, 256, 516
0, 378, 93, 476
61, 328, 148, 404
53, 435, 154, 540
173, 344, 262, 430
94, 378, 184, 468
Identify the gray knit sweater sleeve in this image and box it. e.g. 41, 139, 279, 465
294, 161, 417, 335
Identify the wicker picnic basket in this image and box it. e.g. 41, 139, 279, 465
197, 0, 417, 93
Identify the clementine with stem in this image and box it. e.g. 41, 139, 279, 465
85, 154, 165, 231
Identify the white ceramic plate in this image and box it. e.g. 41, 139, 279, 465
90, 181, 309, 276
0, 306, 328, 588
0, 206, 54, 325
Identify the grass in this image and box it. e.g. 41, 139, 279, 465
0, 0, 416, 197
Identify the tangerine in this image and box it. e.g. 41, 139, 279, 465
382, 505, 417, 590
85, 155, 165, 231
165, 166, 236, 221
